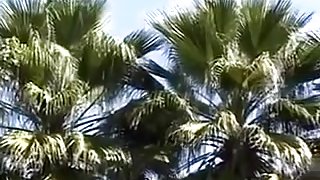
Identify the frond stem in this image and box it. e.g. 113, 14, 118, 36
72, 89, 106, 128
0, 125, 32, 132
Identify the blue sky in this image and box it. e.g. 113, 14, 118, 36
106, 0, 320, 39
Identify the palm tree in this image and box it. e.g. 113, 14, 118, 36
0, 0, 163, 179
112, 0, 320, 179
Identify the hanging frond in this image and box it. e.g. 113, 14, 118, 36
0, 37, 22, 81
48, 43, 79, 86
284, 33, 320, 89
269, 133, 312, 177
0, 31, 58, 87
169, 110, 239, 145
270, 99, 320, 129
22, 79, 85, 116
129, 91, 195, 129
78, 31, 135, 87
169, 121, 217, 146
67, 132, 131, 171
240, 126, 311, 178
0, 131, 67, 170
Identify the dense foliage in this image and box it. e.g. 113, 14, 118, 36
0, 0, 160, 179
0, 0, 320, 180
117, 0, 320, 179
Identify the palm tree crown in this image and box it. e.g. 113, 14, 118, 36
116, 0, 320, 179
0, 0, 151, 179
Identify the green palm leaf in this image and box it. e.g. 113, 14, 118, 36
269, 133, 312, 176
47, 0, 107, 48
284, 33, 320, 89
22, 80, 84, 116
152, 8, 224, 84
129, 91, 195, 129
78, 31, 135, 87
124, 29, 165, 58
169, 110, 240, 145
0, 131, 67, 168
239, 0, 312, 59
0, 0, 47, 42
270, 99, 320, 129
202, 0, 238, 42
67, 132, 131, 171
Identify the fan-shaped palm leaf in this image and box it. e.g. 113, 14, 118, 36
238, 0, 312, 59
0, 0, 47, 42
0, 131, 67, 172
47, 0, 107, 48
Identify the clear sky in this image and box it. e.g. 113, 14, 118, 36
106, 0, 193, 38
106, 0, 320, 39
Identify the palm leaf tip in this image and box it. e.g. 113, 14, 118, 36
124, 29, 165, 58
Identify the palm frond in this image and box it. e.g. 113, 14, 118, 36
0, 0, 47, 42
172, 124, 311, 178
269, 133, 312, 177
141, 58, 195, 96
48, 43, 79, 88
269, 99, 320, 129
129, 91, 195, 129
243, 52, 281, 91
284, 33, 320, 89
202, 0, 239, 42
124, 30, 165, 58
67, 132, 131, 171
240, 125, 310, 178
0, 131, 67, 171
0, 30, 65, 87
178, 125, 278, 179
22, 79, 84, 116
209, 43, 280, 91
151, 7, 224, 84
125, 64, 165, 91
169, 110, 239, 145
238, 0, 312, 59
69, 86, 105, 131
78, 31, 135, 88
47, 0, 107, 48
169, 121, 217, 146
140, 59, 173, 79
128, 145, 176, 178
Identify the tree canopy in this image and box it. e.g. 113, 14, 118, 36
0, 0, 320, 179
